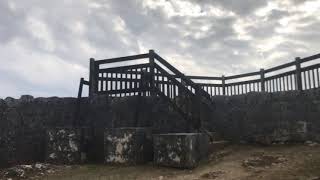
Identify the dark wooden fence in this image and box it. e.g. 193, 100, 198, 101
189, 54, 320, 96
76, 50, 320, 131
78, 51, 320, 98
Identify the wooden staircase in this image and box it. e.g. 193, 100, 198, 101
77, 50, 215, 134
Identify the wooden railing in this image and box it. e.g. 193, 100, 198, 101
188, 53, 320, 96
78, 51, 320, 98
79, 50, 217, 131
76, 50, 320, 131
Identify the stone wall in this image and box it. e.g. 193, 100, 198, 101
1, 89, 320, 167
0, 95, 183, 167
208, 89, 320, 144
0, 96, 78, 167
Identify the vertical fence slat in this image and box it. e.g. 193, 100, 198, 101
222, 75, 225, 95
308, 70, 311, 89
316, 68, 320, 87
260, 68, 265, 92
312, 69, 316, 88
303, 71, 307, 90
285, 76, 288, 91
279, 77, 282, 91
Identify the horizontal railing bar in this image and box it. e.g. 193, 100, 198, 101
265, 70, 295, 81
225, 71, 260, 80
98, 88, 142, 94
265, 61, 295, 73
95, 53, 149, 65
97, 71, 186, 77
82, 80, 90, 85
97, 77, 177, 85
101, 71, 145, 75
300, 53, 320, 63
198, 83, 223, 87
98, 63, 150, 73
226, 79, 260, 86
161, 74, 221, 80
97, 77, 139, 81
98, 71, 155, 76
301, 63, 320, 72
187, 75, 222, 80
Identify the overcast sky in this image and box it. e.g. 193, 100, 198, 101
0, 0, 319, 98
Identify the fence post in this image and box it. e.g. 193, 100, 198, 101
222, 75, 225, 95
260, 68, 265, 92
89, 58, 97, 97
74, 77, 84, 127
149, 49, 155, 96
295, 57, 302, 91
78, 78, 84, 98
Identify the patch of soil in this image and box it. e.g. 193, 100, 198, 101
2, 144, 320, 180
209, 149, 232, 162
0, 163, 71, 179
200, 171, 225, 179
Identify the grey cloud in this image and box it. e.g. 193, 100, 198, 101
0, 1, 27, 43
193, 0, 268, 16
268, 9, 290, 20
0, 0, 320, 97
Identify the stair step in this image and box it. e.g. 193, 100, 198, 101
204, 132, 224, 141
208, 140, 229, 153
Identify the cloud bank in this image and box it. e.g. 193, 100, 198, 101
1, 0, 319, 97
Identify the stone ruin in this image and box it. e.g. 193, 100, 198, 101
1, 50, 320, 170
1, 89, 320, 170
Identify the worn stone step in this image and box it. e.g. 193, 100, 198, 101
208, 140, 229, 154
204, 132, 223, 141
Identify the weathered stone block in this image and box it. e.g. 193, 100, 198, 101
45, 128, 81, 164
153, 133, 209, 169
104, 127, 152, 164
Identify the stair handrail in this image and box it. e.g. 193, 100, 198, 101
151, 51, 212, 101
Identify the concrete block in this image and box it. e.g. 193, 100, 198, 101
153, 133, 209, 169
45, 127, 81, 164
104, 127, 152, 164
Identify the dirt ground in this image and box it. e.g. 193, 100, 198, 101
2, 144, 320, 180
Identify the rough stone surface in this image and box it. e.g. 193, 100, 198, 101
45, 128, 81, 164
1, 89, 320, 166
209, 90, 320, 144
153, 133, 209, 169
0, 95, 158, 167
104, 127, 152, 164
